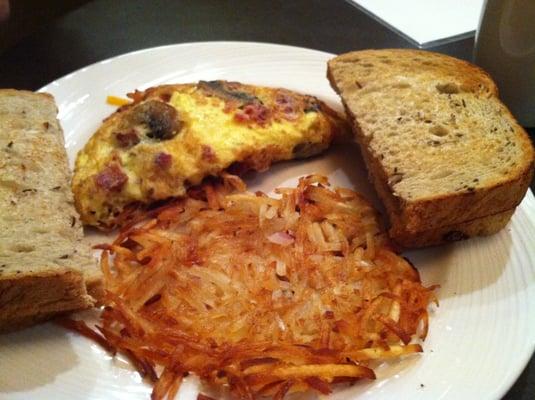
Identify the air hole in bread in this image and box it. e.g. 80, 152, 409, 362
361, 86, 379, 95
362, 63, 374, 68
430, 125, 449, 137
389, 173, 403, 185
11, 244, 36, 253
436, 83, 460, 94
392, 82, 411, 89
430, 169, 453, 179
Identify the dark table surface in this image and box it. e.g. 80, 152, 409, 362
0, 0, 533, 398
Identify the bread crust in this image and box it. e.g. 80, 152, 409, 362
390, 208, 515, 248
328, 49, 535, 247
0, 270, 94, 333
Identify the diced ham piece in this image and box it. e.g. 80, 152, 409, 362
115, 129, 140, 148
95, 164, 128, 192
201, 145, 216, 162
154, 152, 172, 169
234, 103, 271, 125
275, 93, 300, 120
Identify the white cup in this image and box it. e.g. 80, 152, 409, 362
474, 0, 535, 127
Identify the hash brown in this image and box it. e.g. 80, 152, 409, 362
90, 175, 437, 399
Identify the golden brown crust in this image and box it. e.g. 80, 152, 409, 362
0, 88, 55, 101
328, 48, 499, 97
0, 270, 94, 333
0, 311, 62, 333
400, 164, 532, 232
390, 208, 515, 248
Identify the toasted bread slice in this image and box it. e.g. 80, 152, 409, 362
328, 49, 534, 247
0, 89, 101, 332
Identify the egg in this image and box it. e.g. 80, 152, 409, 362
72, 81, 348, 229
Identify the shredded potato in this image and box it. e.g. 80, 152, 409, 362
74, 175, 437, 399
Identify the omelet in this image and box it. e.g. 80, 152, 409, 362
73, 81, 348, 229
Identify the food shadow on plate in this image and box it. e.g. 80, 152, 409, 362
0, 323, 82, 392
404, 223, 514, 300
247, 142, 386, 214
82, 225, 117, 248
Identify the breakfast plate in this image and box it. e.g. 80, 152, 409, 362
0, 42, 534, 400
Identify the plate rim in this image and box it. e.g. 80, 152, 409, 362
39, 40, 337, 93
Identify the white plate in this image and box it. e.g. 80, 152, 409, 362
1, 42, 534, 400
